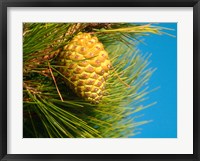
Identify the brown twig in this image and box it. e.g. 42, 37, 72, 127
48, 62, 64, 102
115, 73, 131, 88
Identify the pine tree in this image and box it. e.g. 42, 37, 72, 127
23, 23, 167, 138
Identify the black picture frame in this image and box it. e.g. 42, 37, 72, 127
0, 0, 199, 160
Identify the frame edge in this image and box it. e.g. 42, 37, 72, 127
0, 1, 7, 161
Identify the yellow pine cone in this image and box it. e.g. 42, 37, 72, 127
58, 33, 111, 103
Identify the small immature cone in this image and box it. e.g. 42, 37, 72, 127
58, 32, 111, 103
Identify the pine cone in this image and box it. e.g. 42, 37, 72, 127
58, 32, 111, 103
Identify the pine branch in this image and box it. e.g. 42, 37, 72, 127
23, 23, 169, 138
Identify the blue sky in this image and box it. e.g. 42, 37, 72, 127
133, 23, 177, 138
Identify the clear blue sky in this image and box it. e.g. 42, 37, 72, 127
133, 23, 177, 138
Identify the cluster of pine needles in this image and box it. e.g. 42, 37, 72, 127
23, 23, 167, 138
